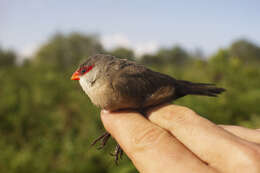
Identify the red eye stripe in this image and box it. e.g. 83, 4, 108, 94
78, 65, 94, 75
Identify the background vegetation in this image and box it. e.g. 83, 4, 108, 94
1, 32, 260, 173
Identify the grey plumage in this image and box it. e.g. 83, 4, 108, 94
77, 54, 225, 111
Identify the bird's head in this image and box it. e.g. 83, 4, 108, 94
71, 54, 104, 82
71, 54, 115, 97
71, 57, 99, 95
71, 54, 115, 82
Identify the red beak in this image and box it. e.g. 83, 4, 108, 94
71, 71, 80, 80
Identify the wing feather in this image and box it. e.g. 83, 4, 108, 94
112, 64, 176, 108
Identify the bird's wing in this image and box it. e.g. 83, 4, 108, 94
111, 64, 176, 108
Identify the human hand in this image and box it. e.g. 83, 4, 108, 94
101, 104, 260, 173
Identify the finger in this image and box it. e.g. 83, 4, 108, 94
147, 104, 260, 173
101, 110, 216, 173
219, 125, 260, 144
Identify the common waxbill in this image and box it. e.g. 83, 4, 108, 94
71, 54, 225, 163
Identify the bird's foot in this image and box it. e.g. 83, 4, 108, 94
91, 132, 111, 149
110, 143, 123, 165
91, 132, 124, 164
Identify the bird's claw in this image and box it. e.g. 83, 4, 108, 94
91, 132, 111, 148
110, 144, 123, 165
91, 132, 123, 164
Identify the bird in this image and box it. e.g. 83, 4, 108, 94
71, 54, 225, 163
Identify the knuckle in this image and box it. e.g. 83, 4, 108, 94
163, 105, 195, 124
132, 126, 166, 149
176, 106, 196, 117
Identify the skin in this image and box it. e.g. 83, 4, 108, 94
101, 104, 260, 173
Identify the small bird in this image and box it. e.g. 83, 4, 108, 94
71, 54, 225, 163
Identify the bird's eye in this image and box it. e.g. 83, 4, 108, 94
81, 69, 87, 74
78, 65, 94, 75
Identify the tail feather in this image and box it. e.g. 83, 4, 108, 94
176, 80, 226, 97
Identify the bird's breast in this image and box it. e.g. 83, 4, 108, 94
79, 78, 113, 109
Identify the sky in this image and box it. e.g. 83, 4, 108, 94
1, 0, 260, 58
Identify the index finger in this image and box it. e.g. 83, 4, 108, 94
147, 104, 260, 173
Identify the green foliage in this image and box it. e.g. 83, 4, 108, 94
33, 32, 104, 71
140, 46, 191, 67
1, 33, 260, 172
156, 46, 190, 65
229, 39, 260, 63
139, 54, 161, 66
0, 47, 16, 66
108, 47, 134, 60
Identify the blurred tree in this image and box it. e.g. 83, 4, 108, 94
190, 48, 205, 59
33, 32, 104, 71
229, 39, 260, 63
208, 49, 230, 82
139, 54, 161, 65
156, 46, 190, 65
109, 47, 134, 60
0, 47, 16, 66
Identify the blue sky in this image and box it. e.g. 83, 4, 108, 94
1, 0, 260, 57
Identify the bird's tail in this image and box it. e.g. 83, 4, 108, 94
176, 80, 226, 97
